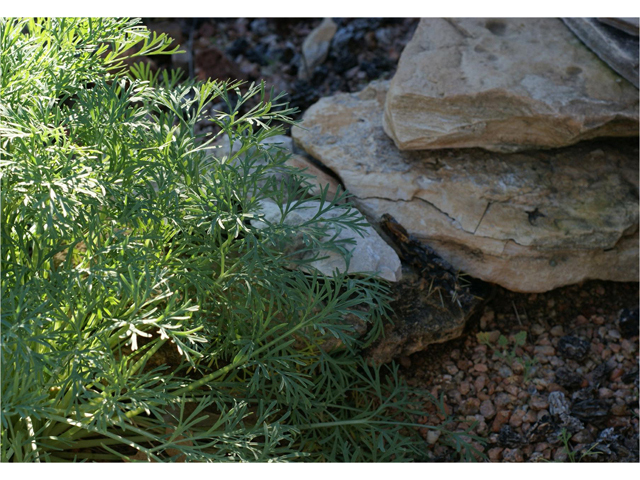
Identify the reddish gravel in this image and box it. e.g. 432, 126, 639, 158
401, 280, 639, 462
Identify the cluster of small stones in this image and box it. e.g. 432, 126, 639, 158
404, 282, 639, 462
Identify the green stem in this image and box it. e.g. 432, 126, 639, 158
41, 434, 150, 450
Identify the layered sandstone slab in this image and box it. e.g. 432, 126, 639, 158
383, 18, 639, 153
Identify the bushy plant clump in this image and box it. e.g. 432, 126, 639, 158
0, 18, 480, 462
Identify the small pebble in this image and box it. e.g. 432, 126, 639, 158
547, 383, 564, 393
549, 356, 563, 367
608, 329, 622, 340
480, 400, 497, 419
534, 345, 555, 356
445, 364, 459, 375
553, 448, 568, 462
524, 410, 538, 423
505, 385, 519, 396
474, 375, 487, 392
537, 336, 552, 346
480, 310, 495, 329
571, 430, 593, 444
531, 324, 545, 336
502, 448, 524, 462
478, 391, 491, 401
492, 410, 511, 432
488, 330, 501, 343
474, 363, 489, 373
550, 326, 564, 337
610, 368, 624, 381
509, 409, 526, 428
530, 395, 549, 410
575, 315, 588, 325
458, 380, 471, 396
535, 442, 549, 452
494, 392, 513, 408
488, 447, 503, 462
621, 339, 635, 354
598, 387, 614, 399
426, 429, 441, 445
611, 404, 628, 416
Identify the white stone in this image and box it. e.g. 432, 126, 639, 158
253, 199, 402, 282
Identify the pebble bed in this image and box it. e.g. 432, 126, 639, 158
401, 280, 639, 462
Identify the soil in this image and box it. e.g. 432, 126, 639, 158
138, 18, 640, 462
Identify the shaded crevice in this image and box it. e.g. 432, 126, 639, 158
473, 201, 492, 234
361, 195, 461, 228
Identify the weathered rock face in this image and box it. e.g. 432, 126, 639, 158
253, 199, 402, 282
383, 18, 639, 153
292, 81, 639, 292
364, 270, 485, 365
563, 18, 639, 88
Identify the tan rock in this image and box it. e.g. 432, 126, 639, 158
299, 18, 337, 80
383, 18, 639, 152
292, 81, 639, 292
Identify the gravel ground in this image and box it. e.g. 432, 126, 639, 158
402, 280, 639, 462
139, 18, 639, 463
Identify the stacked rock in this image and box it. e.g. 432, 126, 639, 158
292, 18, 639, 293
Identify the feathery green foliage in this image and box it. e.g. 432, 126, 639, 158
1, 17, 480, 462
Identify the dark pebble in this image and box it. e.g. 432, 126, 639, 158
618, 307, 639, 339
555, 367, 584, 389
557, 335, 590, 360
498, 425, 526, 448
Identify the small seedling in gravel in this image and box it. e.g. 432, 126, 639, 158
476, 331, 538, 383
557, 428, 602, 463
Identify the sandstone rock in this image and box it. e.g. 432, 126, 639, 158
253, 199, 402, 282
563, 18, 639, 88
292, 80, 639, 292
383, 18, 639, 152
299, 18, 337, 80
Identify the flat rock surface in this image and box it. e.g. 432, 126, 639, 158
383, 18, 639, 152
292, 80, 639, 292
